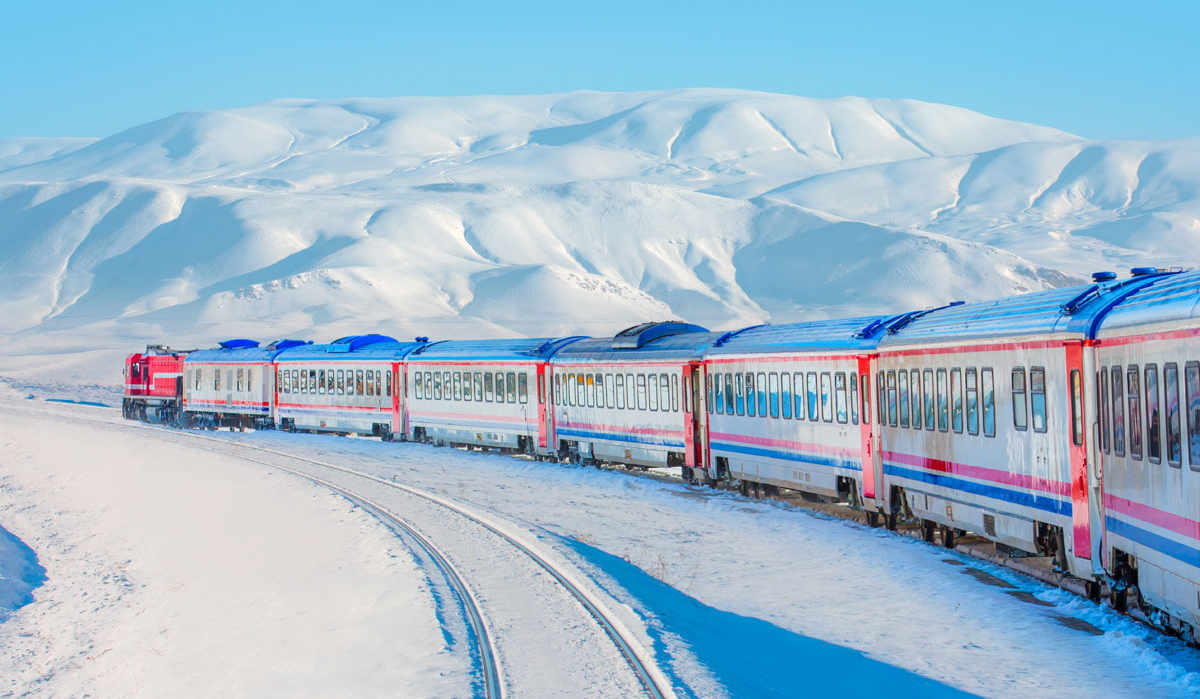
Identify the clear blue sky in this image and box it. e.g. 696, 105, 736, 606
3, 0, 1197, 140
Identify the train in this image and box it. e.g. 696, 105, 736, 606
123, 267, 1200, 642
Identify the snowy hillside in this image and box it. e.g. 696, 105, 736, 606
1, 89, 1197, 384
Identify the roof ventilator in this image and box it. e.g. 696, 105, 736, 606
611, 321, 710, 350
218, 339, 260, 350
327, 334, 399, 353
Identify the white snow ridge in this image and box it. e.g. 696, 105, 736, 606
1, 89, 1198, 383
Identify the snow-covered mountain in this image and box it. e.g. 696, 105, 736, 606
1, 89, 1197, 383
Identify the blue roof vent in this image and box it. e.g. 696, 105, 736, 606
327, 334, 399, 353
218, 339, 260, 349
612, 322, 709, 350
1130, 267, 1158, 277
414, 336, 430, 343
270, 339, 311, 350
1092, 271, 1118, 282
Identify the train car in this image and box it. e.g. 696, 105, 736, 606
273, 335, 427, 439
1092, 269, 1200, 637
184, 339, 310, 429
548, 323, 721, 472
123, 345, 189, 423
872, 271, 1178, 580
405, 337, 585, 454
700, 315, 904, 514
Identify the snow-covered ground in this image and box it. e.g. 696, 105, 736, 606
3, 398, 1197, 698
1, 89, 1197, 387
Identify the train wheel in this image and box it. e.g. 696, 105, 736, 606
941, 526, 956, 549
922, 519, 936, 543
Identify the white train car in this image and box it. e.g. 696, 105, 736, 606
700, 317, 893, 510
873, 272, 1176, 580
404, 337, 584, 454
1093, 269, 1200, 638
183, 339, 310, 429
273, 335, 425, 439
549, 323, 721, 472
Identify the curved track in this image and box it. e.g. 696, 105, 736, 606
6, 403, 673, 699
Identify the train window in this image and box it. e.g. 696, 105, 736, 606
1145, 364, 1161, 463
628, 373, 638, 409
793, 372, 804, 419
768, 373, 780, 418
519, 373, 529, 404
897, 370, 909, 428
809, 372, 820, 422
1030, 368, 1046, 433
507, 372, 517, 403
585, 374, 594, 408
604, 374, 614, 407
861, 373, 871, 425
1127, 366, 1143, 459
615, 374, 626, 409
376, 371, 383, 397
214, 369, 221, 392
877, 371, 886, 426
781, 373, 792, 419
849, 373, 858, 424
661, 374, 671, 411
967, 369, 979, 436
448, 373, 457, 400
1186, 362, 1200, 470
682, 375, 690, 414
886, 371, 898, 427
337, 369, 345, 396
726, 374, 736, 415
424, 371, 433, 399
755, 372, 766, 417
434, 372, 443, 400
366, 371, 375, 397
923, 369, 935, 430
318, 369, 325, 395
820, 373, 833, 422
1099, 371, 1110, 453
733, 373, 744, 415
1012, 368, 1027, 430
712, 373, 723, 415
910, 370, 921, 428
387, 370, 393, 398
564, 374, 572, 406
637, 374, 648, 411
951, 369, 963, 433
328, 370, 336, 394
195, 369, 202, 390
1069, 369, 1084, 446
671, 374, 680, 412
357, 370, 366, 396
982, 368, 995, 437
705, 374, 714, 414
1165, 363, 1181, 467
504, 372, 514, 404
648, 374, 660, 411
536, 373, 543, 405
936, 369, 949, 431
554, 374, 561, 405
463, 372, 473, 401
237, 368, 244, 392
745, 373, 756, 417
835, 373, 848, 423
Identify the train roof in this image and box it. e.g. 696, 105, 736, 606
875, 271, 1179, 346
406, 337, 586, 363
1095, 269, 1200, 336
274, 335, 428, 362
554, 323, 725, 363
703, 315, 900, 356
186, 339, 313, 363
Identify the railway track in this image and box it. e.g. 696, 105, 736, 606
3, 403, 674, 699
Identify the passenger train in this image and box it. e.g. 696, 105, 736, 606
123, 267, 1200, 642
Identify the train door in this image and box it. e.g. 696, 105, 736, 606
857, 355, 882, 507
391, 362, 402, 435
683, 363, 708, 476
1080, 341, 1108, 574
544, 365, 558, 452
1064, 342, 1095, 569
536, 364, 550, 449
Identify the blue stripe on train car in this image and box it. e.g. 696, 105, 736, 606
709, 441, 861, 471
1106, 516, 1200, 570
883, 463, 1072, 517
556, 428, 684, 449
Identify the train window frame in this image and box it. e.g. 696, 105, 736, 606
614, 373, 625, 409
683, 375, 690, 414
1185, 361, 1200, 470
339, 369, 347, 396
793, 372, 804, 419
886, 371, 898, 427
745, 373, 756, 417
951, 368, 964, 433
909, 369, 920, 429
897, 370, 909, 428
936, 368, 949, 432
1145, 364, 1161, 464
877, 371, 886, 426
820, 372, 833, 423
849, 373, 859, 425
663, 373, 674, 412
506, 372, 517, 404
860, 373, 870, 425
1165, 362, 1181, 467
807, 372, 819, 423
357, 370, 366, 396
554, 374, 561, 405
732, 373, 743, 415
1029, 367, 1047, 433
628, 372, 638, 410
922, 369, 935, 430
648, 374, 660, 411
423, 371, 432, 400
1111, 367, 1126, 457
215, 369, 221, 392
485, 372, 495, 402
712, 373, 723, 414
519, 373, 529, 404
835, 372, 848, 424
375, 370, 382, 397
756, 371, 768, 417
637, 374, 648, 411
1128, 365, 1143, 460
781, 372, 793, 419
1011, 368, 1028, 431
586, 373, 595, 408
769, 372, 781, 418
605, 373, 615, 408
387, 370, 393, 398
966, 368, 979, 436
319, 369, 327, 395
981, 368, 995, 437
237, 368, 245, 392
1099, 370, 1110, 453
671, 374, 680, 412
723, 373, 734, 415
